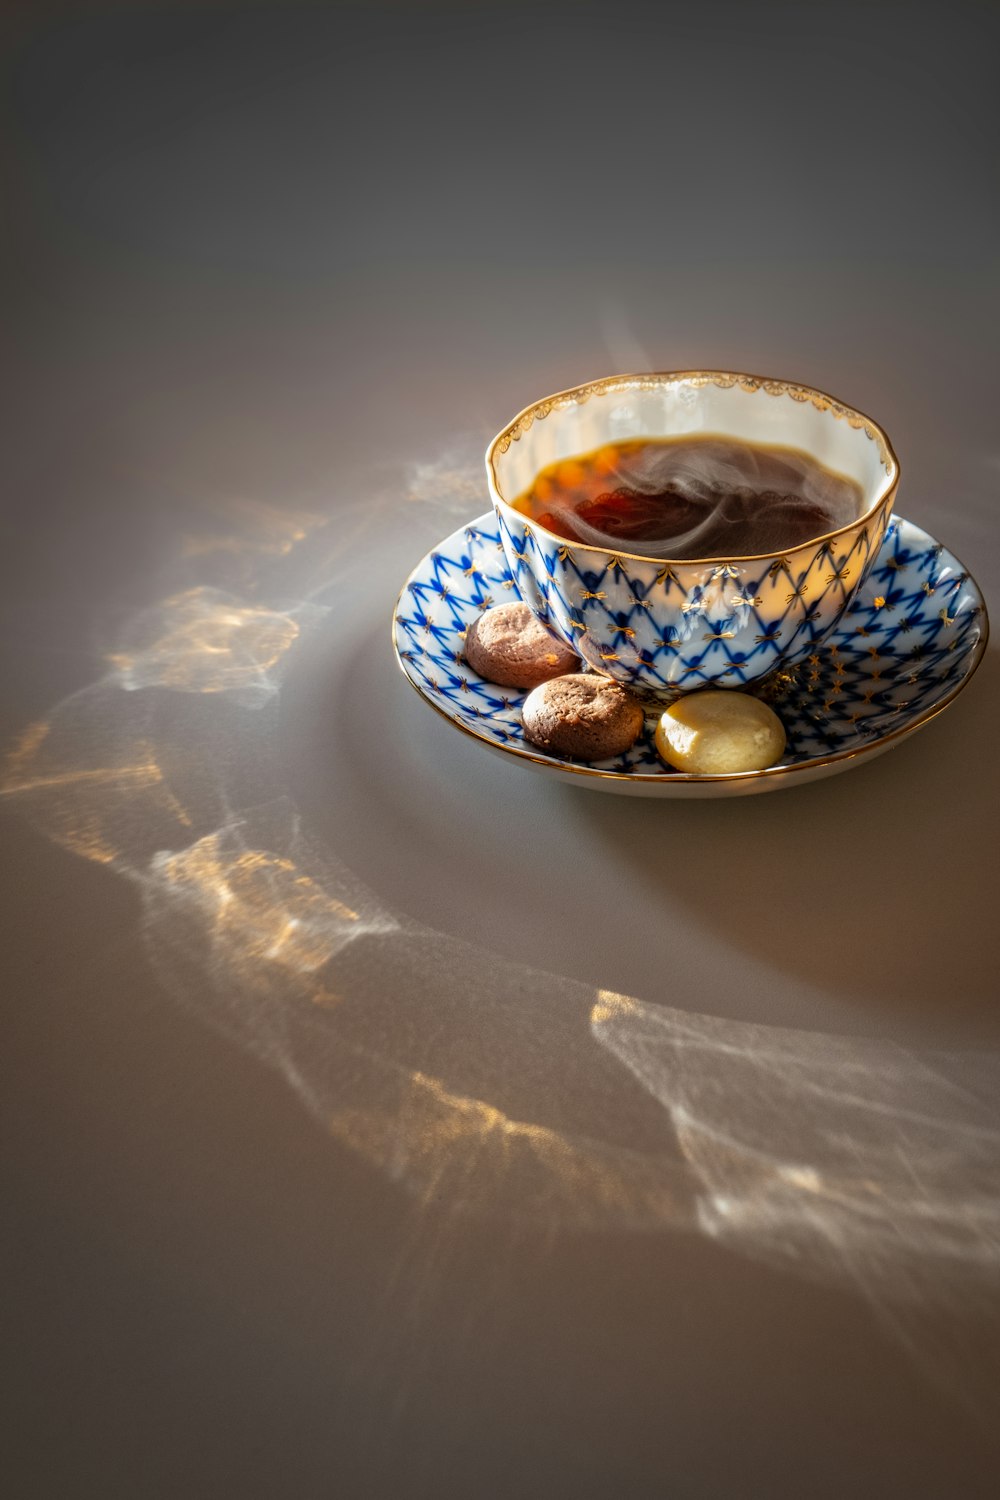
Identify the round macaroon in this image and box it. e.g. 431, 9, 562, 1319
521, 673, 645, 761
654, 689, 786, 775
463, 601, 580, 690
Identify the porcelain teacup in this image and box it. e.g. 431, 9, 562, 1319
485, 371, 900, 693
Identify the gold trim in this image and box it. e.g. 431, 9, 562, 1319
485, 370, 901, 569
391, 527, 989, 790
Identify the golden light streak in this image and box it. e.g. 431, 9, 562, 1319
153, 835, 361, 979
108, 588, 300, 697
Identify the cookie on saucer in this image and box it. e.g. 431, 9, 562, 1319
464, 602, 579, 690
654, 689, 786, 774
521, 673, 645, 761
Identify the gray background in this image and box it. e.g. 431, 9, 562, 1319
2, 2, 999, 1496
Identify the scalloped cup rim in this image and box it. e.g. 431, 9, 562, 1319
485, 369, 901, 568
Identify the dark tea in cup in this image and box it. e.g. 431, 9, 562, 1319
512, 435, 863, 560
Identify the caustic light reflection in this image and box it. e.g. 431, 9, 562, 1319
3, 448, 999, 1421
180, 495, 323, 561
593, 991, 1000, 1291
154, 839, 362, 972
107, 587, 321, 707
3, 704, 192, 867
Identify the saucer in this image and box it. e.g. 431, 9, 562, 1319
393, 514, 988, 798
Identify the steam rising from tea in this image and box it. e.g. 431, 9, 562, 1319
514, 436, 863, 560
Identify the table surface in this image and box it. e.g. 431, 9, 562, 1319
3, 4, 999, 1496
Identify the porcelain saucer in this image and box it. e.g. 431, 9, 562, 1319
393, 514, 988, 798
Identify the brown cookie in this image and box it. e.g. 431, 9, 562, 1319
464, 602, 579, 690
521, 674, 645, 761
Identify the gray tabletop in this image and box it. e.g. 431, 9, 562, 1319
3, 3, 999, 1496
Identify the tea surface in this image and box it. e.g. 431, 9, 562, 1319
512, 436, 863, 560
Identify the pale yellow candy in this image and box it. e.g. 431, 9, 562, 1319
654, 690, 786, 774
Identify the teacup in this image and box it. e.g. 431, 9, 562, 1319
485, 371, 899, 693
